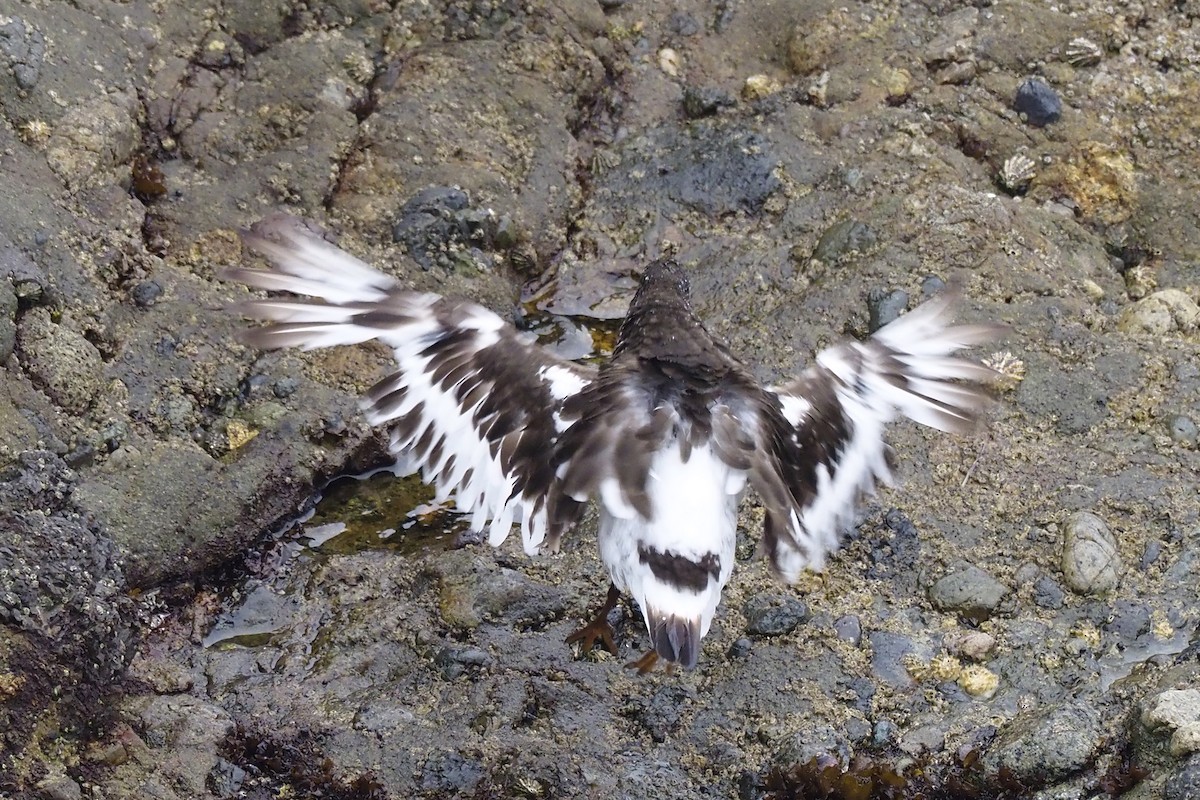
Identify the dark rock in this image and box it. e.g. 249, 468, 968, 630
1165, 753, 1200, 800
1141, 540, 1163, 570
207, 758, 246, 796
867, 288, 909, 332
392, 186, 497, 271
0, 17, 46, 91
1014, 78, 1062, 126
728, 637, 752, 658
744, 593, 809, 636
435, 646, 492, 679
131, 279, 163, 308
1033, 575, 1065, 609
928, 565, 1008, 620
873, 719, 899, 745
0, 279, 16, 361
682, 86, 735, 119
868, 631, 920, 688
982, 702, 1102, 784
1103, 599, 1151, 642
272, 377, 299, 398
921, 275, 946, 296
35, 774, 81, 800
668, 11, 701, 36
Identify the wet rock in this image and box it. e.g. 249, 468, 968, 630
16, 308, 104, 413
728, 637, 752, 658
867, 288, 909, 332
744, 593, 809, 636
1142, 689, 1200, 757
1165, 753, 1200, 800
1014, 78, 1062, 126
928, 565, 1008, 620
1061, 511, 1122, 595
272, 377, 299, 398
207, 759, 247, 796
1118, 290, 1200, 335
1104, 600, 1151, 642
630, 685, 692, 743
134, 695, 237, 796
812, 219, 877, 263
645, 124, 781, 216
1015, 358, 1110, 434
982, 702, 1102, 784
682, 85, 735, 119
475, 568, 569, 630
868, 631, 922, 688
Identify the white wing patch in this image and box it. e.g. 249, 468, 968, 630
225, 214, 597, 555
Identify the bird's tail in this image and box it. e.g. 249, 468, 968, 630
647, 611, 702, 670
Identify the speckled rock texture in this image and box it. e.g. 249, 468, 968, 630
1, 0, 1199, 797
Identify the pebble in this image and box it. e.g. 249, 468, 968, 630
744, 593, 809, 636
833, 615, 862, 646
1061, 511, 1122, 594
272, 377, 298, 398
920, 275, 946, 297
867, 288, 909, 332
946, 631, 996, 661
131, 279, 163, 308
1033, 575, 1065, 609
727, 637, 752, 659
434, 646, 491, 680
1168, 414, 1198, 446
811, 219, 876, 262
928, 565, 1008, 620
35, 773, 82, 800
1014, 78, 1062, 126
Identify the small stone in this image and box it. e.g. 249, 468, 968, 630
1118, 289, 1200, 335
867, 288, 909, 333
882, 67, 912, 103
272, 377, 299, 398
947, 631, 996, 661
682, 86, 735, 119
728, 638, 752, 658
1061, 511, 1121, 594
1014, 78, 1062, 126
920, 275, 946, 297
929, 565, 1008, 620
744, 593, 809, 636
1033, 575, 1065, 609
658, 48, 680, 77
435, 646, 492, 679
1168, 415, 1198, 446
742, 74, 781, 100
873, 719, 898, 745
1165, 754, 1200, 800
1142, 689, 1200, 757
35, 773, 82, 800
131, 280, 162, 308
833, 615, 862, 646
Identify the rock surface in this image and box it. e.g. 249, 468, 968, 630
1, 0, 1199, 797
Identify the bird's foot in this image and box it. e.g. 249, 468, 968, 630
624, 649, 676, 675
565, 616, 617, 656
566, 583, 621, 657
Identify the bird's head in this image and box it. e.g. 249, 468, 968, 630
631, 257, 692, 312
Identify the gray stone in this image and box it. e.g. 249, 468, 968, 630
1168, 415, 1198, 446
867, 288, 909, 332
928, 565, 1008, 619
15, 308, 104, 413
1061, 511, 1122, 594
744, 593, 809, 636
812, 218, 877, 262
1014, 78, 1062, 126
1165, 753, 1200, 800
983, 702, 1102, 783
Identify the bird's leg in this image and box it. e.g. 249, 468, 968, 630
565, 583, 620, 656
624, 649, 675, 675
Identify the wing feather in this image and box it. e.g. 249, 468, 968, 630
223, 214, 596, 554
753, 293, 1002, 582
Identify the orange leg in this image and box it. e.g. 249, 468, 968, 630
565, 583, 620, 656
624, 650, 677, 675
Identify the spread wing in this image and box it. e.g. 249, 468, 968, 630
223, 214, 596, 554
750, 293, 1002, 582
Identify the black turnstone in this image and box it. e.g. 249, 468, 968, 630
225, 214, 1000, 672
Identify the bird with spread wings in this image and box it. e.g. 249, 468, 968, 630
224, 214, 1000, 672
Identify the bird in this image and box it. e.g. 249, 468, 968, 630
223, 213, 1000, 673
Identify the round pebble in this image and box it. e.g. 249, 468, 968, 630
1061, 511, 1122, 594
744, 593, 809, 636
1014, 78, 1062, 126
928, 565, 1008, 620
867, 288, 909, 332
131, 280, 162, 308
1168, 415, 1198, 446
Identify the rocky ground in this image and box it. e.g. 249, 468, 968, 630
2, 0, 1199, 797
